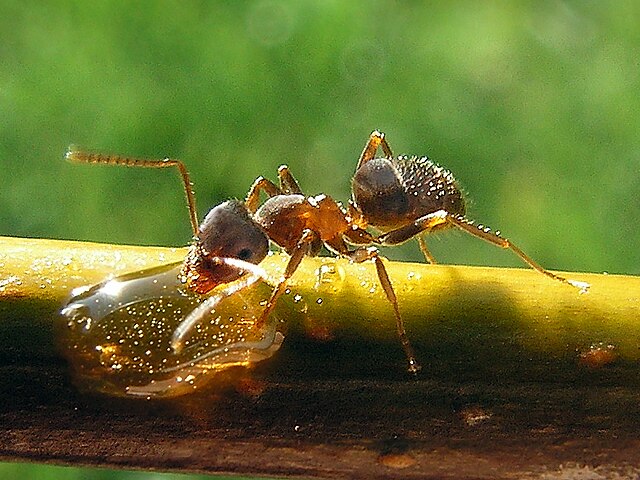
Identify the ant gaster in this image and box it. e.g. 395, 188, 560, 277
350, 131, 588, 293
66, 131, 588, 375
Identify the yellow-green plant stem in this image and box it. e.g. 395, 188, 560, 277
0, 235, 639, 380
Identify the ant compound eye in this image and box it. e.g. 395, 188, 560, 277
237, 248, 253, 261
352, 158, 409, 228
199, 200, 269, 264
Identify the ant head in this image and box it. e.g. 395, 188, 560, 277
351, 158, 409, 229
180, 200, 269, 294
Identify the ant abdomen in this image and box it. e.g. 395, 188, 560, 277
352, 155, 465, 231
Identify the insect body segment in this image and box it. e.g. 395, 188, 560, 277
352, 155, 465, 231
180, 200, 270, 294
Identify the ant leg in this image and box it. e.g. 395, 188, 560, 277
246, 165, 304, 213
245, 177, 282, 213
255, 229, 317, 329
379, 210, 590, 292
277, 165, 303, 194
446, 215, 589, 291
355, 130, 394, 170
417, 235, 437, 264
345, 245, 420, 374
171, 256, 274, 352
65, 150, 199, 237
346, 201, 368, 229
171, 272, 264, 353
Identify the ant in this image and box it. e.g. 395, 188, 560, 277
66, 131, 588, 376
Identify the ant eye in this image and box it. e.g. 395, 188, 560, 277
237, 248, 253, 260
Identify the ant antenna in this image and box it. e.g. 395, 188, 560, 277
65, 150, 200, 237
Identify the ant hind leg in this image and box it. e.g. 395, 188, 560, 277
379, 210, 589, 292
355, 130, 394, 170
446, 215, 590, 292
417, 234, 437, 264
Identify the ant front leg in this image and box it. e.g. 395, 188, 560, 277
171, 257, 274, 353
254, 229, 317, 330
277, 165, 303, 194
379, 210, 590, 292
355, 130, 394, 170
245, 177, 282, 213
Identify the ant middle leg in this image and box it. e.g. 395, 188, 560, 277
417, 234, 437, 264
335, 236, 420, 373
379, 210, 589, 292
65, 150, 199, 237
245, 165, 305, 213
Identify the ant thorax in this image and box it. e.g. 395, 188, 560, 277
253, 194, 349, 253
352, 155, 466, 231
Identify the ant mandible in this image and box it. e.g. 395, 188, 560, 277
66, 131, 587, 376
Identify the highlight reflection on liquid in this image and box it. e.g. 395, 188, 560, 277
60, 262, 283, 398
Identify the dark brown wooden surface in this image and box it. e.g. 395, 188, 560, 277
2, 334, 640, 480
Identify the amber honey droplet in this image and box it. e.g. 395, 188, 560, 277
60, 262, 283, 398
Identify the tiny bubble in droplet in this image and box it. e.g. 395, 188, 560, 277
316, 298, 323, 305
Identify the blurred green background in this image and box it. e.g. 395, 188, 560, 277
1, 0, 639, 478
